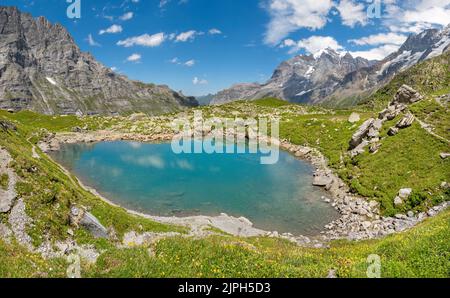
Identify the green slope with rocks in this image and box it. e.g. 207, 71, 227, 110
0, 53, 449, 278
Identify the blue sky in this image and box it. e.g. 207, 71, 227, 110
2, 0, 449, 96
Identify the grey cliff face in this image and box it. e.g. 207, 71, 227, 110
213, 25, 450, 106
0, 6, 197, 115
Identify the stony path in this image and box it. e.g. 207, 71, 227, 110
0, 147, 18, 213
416, 118, 450, 143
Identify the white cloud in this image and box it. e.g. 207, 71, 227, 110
349, 33, 407, 46
86, 34, 100, 46
384, 0, 450, 33
120, 12, 134, 21
193, 77, 208, 85
175, 159, 194, 170
402, 6, 450, 27
117, 33, 166, 47
175, 30, 198, 42
208, 28, 222, 35
159, 0, 169, 8
99, 24, 123, 35
126, 53, 142, 62
349, 44, 399, 60
184, 59, 195, 67
280, 38, 296, 48
263, 0, 334, 45
263, 0, 450, 48
170, 58, 196, 67
122, 155, 165, 169
336, 0, 367, 27
283, 35, 344, 55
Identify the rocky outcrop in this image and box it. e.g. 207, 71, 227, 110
349, 85, 423, 156
394, 85, 424, 104
0, 6, 197, 115
349, 118, 375, 149
348, 118, 384, 157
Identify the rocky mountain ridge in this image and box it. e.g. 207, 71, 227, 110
213, 24, 450, 106
212, 48, 374, 105
330, 24, 450, 106
0, 6, 197, 115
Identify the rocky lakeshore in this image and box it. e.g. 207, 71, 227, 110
36, 123, 449, 248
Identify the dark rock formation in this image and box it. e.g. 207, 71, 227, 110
0, 6, 197, 115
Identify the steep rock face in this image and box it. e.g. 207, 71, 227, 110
212, 49, 373, 105
213, 24, 450, 106
0, 6, 197, 115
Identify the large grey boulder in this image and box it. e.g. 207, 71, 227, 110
313, 175, 333, 187
392, 85, 424, 104
350, 140, 370, 157
396, 113, 415, 128
70, 206, 109, 239
388, 127, 399, 136
349, 118, 374, 149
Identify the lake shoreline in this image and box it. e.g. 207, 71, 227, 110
38, 130, 449, 245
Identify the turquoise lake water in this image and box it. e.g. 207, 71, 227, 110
51, 141, 339, 235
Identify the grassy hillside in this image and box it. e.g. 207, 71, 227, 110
1, 206, 448, 278
0, 53, 449, 278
